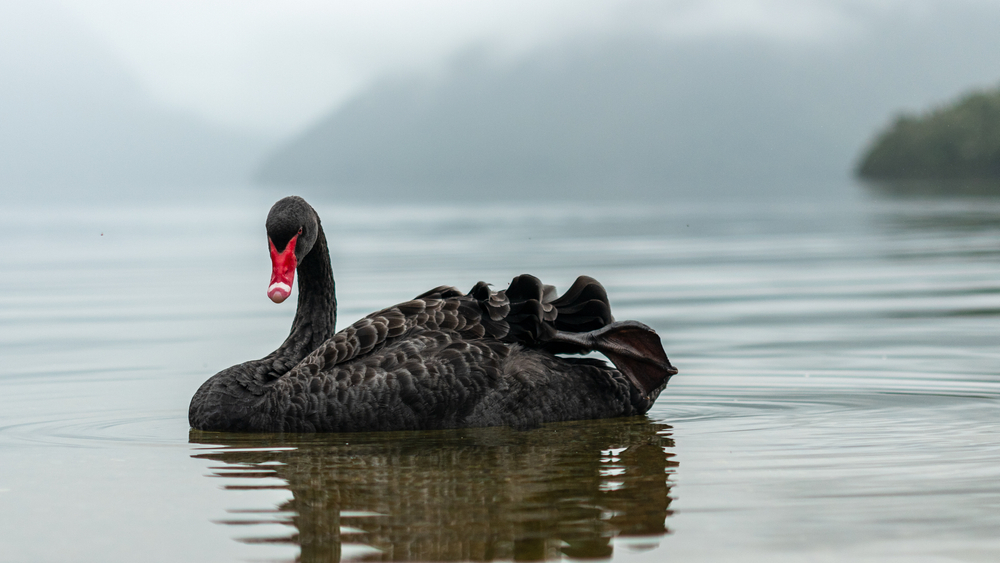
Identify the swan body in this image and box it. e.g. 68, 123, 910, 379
189, 197, 677, 433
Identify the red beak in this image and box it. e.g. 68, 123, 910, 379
268, 234, 298, 303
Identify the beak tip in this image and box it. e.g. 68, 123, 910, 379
268, 282, 292, 303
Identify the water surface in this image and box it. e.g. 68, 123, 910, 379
1, 185, 998, 562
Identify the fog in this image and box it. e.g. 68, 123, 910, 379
3, 0, 1000, 201
0, 1, 271, 198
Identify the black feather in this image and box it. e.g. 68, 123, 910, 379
188, 198, 677, 433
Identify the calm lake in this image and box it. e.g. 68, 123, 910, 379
1, 183, 998, 562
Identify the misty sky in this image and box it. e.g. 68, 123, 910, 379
4, 0, 1000, 195
50, 0, 965, 137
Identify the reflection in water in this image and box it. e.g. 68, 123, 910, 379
858, 180, 1000, 241
191, 418, 676, 563
861, 178, 1000, 199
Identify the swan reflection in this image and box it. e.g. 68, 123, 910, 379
190, 417, 676, 562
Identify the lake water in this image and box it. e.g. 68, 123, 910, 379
1, 184, 998, 562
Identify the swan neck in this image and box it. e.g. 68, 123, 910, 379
273, 223, 337, 373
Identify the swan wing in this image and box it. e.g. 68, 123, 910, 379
305, 297, 487, 370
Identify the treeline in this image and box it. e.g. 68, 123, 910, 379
857, 85, 1000, 180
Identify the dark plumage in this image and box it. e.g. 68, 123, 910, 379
188, 196, 677, 432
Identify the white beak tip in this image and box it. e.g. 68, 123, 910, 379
267, 282, 292, 303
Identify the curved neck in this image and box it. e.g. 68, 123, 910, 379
267, 223, 337, 378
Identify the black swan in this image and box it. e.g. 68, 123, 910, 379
189, 196, 677, 432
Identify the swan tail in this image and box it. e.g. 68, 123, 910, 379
548, 321, 678, 397
470, 275, 615, 345
468, 276, 676, 395
545, 275, 614, 333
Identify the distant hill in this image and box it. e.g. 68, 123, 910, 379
256, 2, 1000, 199
256, 38, 855, 199
0, 1, 273, 196
856, 86, 1000, 180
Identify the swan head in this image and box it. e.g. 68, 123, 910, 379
265, 196, 320, 303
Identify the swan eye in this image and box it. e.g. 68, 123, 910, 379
298, 227, 304, 235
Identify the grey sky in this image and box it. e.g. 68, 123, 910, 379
51, 0, 945, 137
4, 0, 998, 196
